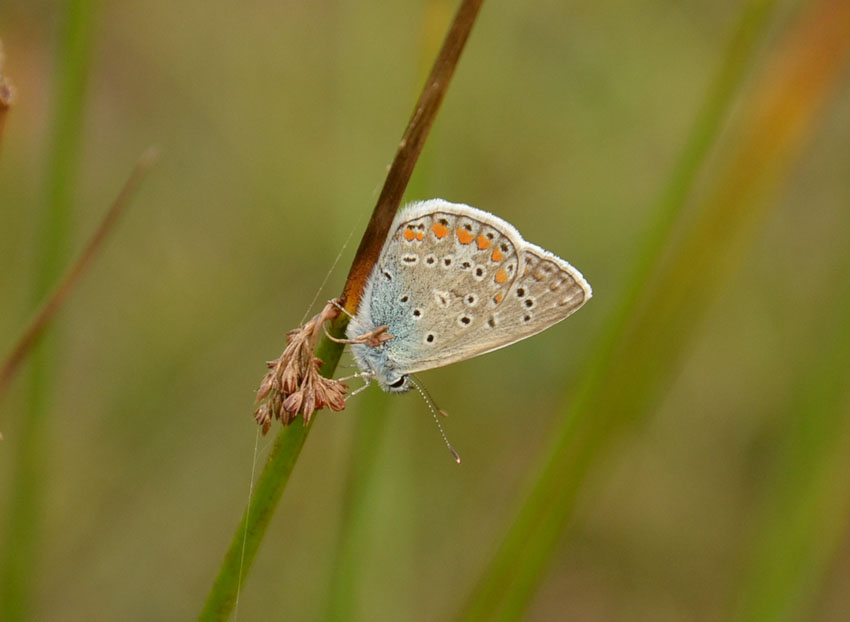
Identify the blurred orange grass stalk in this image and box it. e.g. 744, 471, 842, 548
649, 0, 850, 332
461, 0, 850, 618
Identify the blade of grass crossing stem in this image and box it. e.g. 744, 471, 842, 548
0, 1, 99, 620
731, 259, 850, 620
460, 0, 850, 618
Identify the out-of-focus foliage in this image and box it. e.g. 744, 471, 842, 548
1, 1, 849, 620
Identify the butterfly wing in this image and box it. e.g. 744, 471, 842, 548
361, 199, 591, 376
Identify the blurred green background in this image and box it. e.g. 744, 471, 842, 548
2, 0, 850, 620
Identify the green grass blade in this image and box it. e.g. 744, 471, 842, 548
459, 0, 850, 617
0, 1, 99, 619
198, 330, 346, 621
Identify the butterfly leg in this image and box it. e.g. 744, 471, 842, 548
323, 323, 394, 347
338, 372, 374, 399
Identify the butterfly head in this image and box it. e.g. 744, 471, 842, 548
384, 374, 411, 393
349, 340, 412, 393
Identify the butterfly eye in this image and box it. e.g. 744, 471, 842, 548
389, 377, 406, 388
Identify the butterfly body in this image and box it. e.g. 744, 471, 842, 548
347, 199, 591, 392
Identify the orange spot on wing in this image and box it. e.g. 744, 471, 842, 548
491, 248, 503, 262
477, 235, 491, 250
456, 228, 474, 245
493, 292, 503, 303
416, 231, 424, 241
495, 269, 508, 284
403, 228, 416, 241
432, 223, 449, 238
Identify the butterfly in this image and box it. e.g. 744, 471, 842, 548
346, 199, 591, 392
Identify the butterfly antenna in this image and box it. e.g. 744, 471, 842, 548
299, 223, 357, 325
408, 375, 461, 464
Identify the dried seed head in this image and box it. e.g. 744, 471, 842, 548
281, 407, 298, 426
255, 404, 272, 434
280, 363, 300, 394
255, 372, 275, 403
253, 299, 349, 431
321, 378, 347, 412
283, 390, 304, 416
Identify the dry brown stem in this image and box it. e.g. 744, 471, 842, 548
253, 0, 485, 431
339, 0, 485, 314
0, 148, 158, 406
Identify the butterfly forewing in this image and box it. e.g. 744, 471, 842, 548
368, 200, 590, 376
